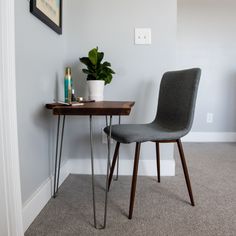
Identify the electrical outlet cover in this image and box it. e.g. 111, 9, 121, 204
135, 28, 152, 44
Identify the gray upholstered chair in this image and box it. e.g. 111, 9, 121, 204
104, 68, 201, 219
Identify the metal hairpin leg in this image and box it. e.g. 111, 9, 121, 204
53, 115, 66, 198
105, 115, 108, 127
53, 115, 60, 198
56, 115, 65, 193
114, 115, 121, 181
102, 115, 112, 229
90, 115, 112, 229
89, 115, 98, 228
105, 116, 111, 169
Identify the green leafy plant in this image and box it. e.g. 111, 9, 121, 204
80, 47, 115, 85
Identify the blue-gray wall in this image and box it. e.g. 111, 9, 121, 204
15, 0, 177, 203
177, 0, 236, 132
15, 0, 236, 205
62, 0, 176, 161
15, 0, 66, 203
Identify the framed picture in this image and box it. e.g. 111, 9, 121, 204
30, 0, 62, 34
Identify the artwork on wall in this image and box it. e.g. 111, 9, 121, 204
30, 0, 62, 34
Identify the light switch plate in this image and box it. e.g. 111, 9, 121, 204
135, 28, 152, 45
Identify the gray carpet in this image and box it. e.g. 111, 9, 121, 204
25, 143, 236, 236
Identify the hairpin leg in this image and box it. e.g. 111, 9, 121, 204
56, 115, 66, 193
102, 115, 112, 229
105, 116, 111, 169
89, 115, 98, 229
53, 115, 61, 198
114, 115, 121, 181
53, 115, 66, 198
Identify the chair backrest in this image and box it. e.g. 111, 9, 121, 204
154, 68, 201, 133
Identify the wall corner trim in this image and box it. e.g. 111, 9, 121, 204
0, 0, 24, 234
22, 160, 70, 232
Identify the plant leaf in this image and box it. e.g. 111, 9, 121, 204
82, 69, 92, 75
104, 74, 112, 85
103, 61, 111, 67
88, 48, 98, 65
80, 57, 92, 66
80, 47, 115, 84
97, 52, 104, 64
103, 67, 115, 74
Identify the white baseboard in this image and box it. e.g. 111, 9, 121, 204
22, 160, 70, 232
182, 132, 236, 142
69, 158, 175, 176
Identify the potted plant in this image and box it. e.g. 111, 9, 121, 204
80, 47, 115, 101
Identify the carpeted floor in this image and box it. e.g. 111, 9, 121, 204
25, 143, 236, 236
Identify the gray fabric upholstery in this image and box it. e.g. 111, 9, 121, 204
104, 68, 201, 143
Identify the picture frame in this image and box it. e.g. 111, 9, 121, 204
30, 0, 62, 35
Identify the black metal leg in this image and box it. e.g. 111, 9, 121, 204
105, 116, 111, 169
90, 115, 113, 229
102, 115, 112, 229
114, 116, 121, 181
53, 115, 61, 198
56, 115, 66, 193
89, 115, 97, 229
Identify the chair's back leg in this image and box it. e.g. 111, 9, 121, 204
155, 142, 161, 183
176, 139, 195, 206
108, 142, 120, 190
129, 142, 141, 219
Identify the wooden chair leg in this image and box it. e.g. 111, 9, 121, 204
128, 142, 141, 219
108, 142, 120, 190
155, 142, 160, 183
176, 139, 195, 206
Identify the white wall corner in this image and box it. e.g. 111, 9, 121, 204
0, 0, 24, 235
182, 132, 236, 142
22, 160, 70, 232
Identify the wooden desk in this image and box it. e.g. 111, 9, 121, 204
46, 101, 135, 115
46, 101, 135, 229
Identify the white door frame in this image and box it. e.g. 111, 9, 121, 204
0, 0, 24, 235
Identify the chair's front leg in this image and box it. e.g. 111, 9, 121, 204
176, 139, 195, 206
128, 142, 141, 219
114, 116, 121, 181
155, 142, 160, 183
108, 142, 120, 190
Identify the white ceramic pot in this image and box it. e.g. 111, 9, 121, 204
87, 80, 105, 101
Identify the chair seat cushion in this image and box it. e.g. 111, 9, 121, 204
104, 123, 187, 143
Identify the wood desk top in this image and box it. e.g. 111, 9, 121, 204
46, 101, 135, 116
